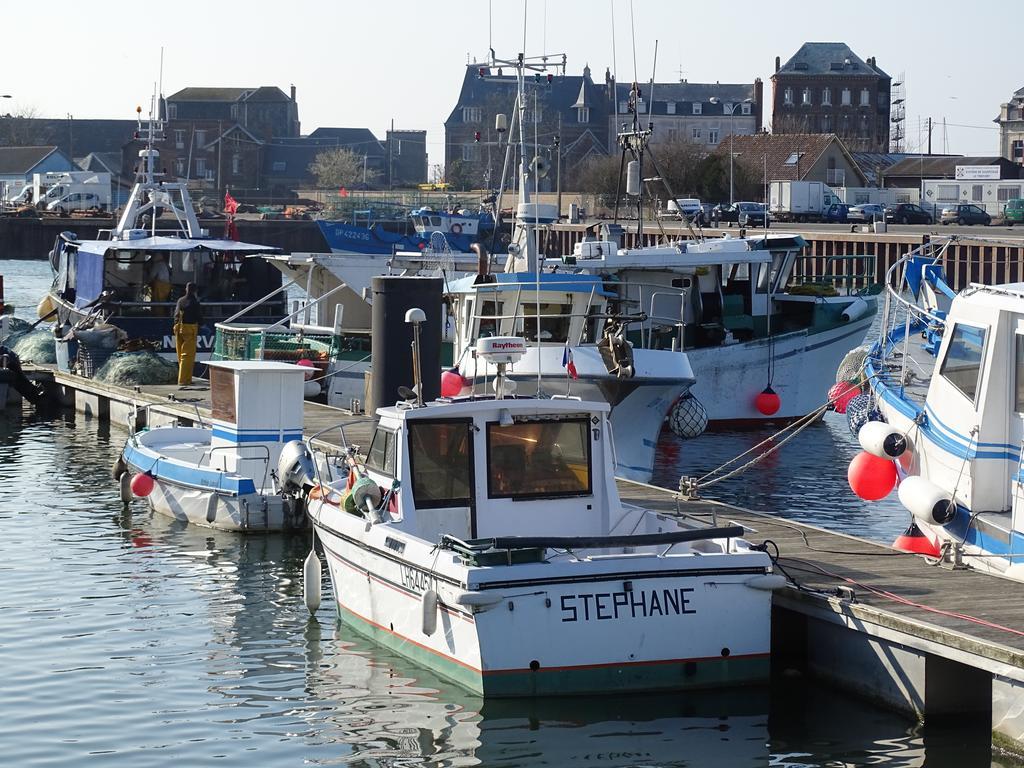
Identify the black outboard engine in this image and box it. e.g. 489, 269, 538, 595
0, 345, 45, 406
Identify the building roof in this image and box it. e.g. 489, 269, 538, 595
307, 127, 384, 154
244, 86, 292, 103
167, 87, 252, 102
0, 145, 62, 174
848, 152, 917, 185
776, 42, 888, 79
76, 151, 123, 176
882, 155, 1005, 178
718, 133, 865, 184
623, 81, 755, 108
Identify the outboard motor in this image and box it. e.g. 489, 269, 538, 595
277, 440, 317, 495
0, 345, 45, 405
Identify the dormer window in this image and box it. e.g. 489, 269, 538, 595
741, 102, 752, 115
692, 102, 702, 115
666, 101, 676, 115
784, 152, 804, 165
577, 106, 589, 123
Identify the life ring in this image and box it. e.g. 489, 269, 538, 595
450, 223, 463, 235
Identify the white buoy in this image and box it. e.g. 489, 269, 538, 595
421, 588, 438, 636
858, 420, 907, 459
303, 549, 322, 615
898, 475, 956, 526
626, 161, 641, 196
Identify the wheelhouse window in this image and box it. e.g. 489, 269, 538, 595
520, 302, 572, 342
487, 417, 591, 499
408, 420, 473, 508
365, 427, 397, 477
940, 323, 987, 404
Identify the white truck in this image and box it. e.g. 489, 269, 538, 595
768, 181, 843, 222
4, 172, 111, 211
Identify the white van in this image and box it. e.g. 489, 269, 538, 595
45, 192, 104, 214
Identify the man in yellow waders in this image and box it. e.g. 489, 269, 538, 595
173, 282, 202, 385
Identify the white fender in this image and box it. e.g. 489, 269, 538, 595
303, 380, 321, 399
898, 475, 955, 526
745, 574, 788, 591
421, 589, 438, 636
303, 549, 322, 614
456, 591, 504, 610
841, 297, 870, 323
858, 420, 907, 459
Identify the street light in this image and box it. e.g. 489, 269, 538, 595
711, 97, 753, 204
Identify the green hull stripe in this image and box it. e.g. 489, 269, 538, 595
336, 605, 769, 697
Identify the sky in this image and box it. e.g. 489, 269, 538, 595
1, 0, 1013, 167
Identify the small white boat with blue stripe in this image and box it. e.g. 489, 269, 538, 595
119, 361, 308, 531
856, 237, 1024, 577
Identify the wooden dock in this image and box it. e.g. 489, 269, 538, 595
21, 366, 1024, 753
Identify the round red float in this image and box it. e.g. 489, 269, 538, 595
296, 358, 315, 380
754, 386, 781, 416
847, 451, 897, 500
441, 369, 465, 398
828, 381, 860, 414
130, 472, 155, 497
892, 522, 941, 557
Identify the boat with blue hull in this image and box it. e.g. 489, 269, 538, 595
317, 205, 498, 255
44, 106, 285, 360
853, 237, 1024, 579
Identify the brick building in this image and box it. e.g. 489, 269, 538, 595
771, 43, 891, 153
997, 86, 1024, 166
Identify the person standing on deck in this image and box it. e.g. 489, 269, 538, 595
173, 283, 202, 386
146, 254, 172, 313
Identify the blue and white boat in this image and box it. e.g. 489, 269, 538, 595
119, 361, 308, 531
45, 107, 285, 360
857, 238, 1024, 578
317, 204, 497, 256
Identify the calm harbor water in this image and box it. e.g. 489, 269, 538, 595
0, 258, 1007, 765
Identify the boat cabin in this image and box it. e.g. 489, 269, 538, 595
410, 206, 492, 239
358, 396, 619, 545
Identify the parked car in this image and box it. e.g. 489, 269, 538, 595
847, 204, 886, 223
885, 203, 933, 225
711, 201, 770, 227
822, 203, 849, 223
940, 203, 991, 226
45, 192, 104, 215
1004, 198, 1024, 226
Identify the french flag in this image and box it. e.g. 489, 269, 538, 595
562, 343, 578, 379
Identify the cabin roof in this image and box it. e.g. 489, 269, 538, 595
378, 395, 610, 424
446, 271, 614, 296
207, 361, 307, 372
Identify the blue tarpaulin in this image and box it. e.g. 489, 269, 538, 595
74, 250, 105, 308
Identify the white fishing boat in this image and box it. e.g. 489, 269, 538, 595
119, 360, 308, 531
850, 238, 1024, 578
280, 313, 781, 696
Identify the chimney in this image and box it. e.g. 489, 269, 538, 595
775, 56, 780, 72
290, 84, 296, 101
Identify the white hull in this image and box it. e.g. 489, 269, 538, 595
689, 316, 875, 424
312, 507, 772, 697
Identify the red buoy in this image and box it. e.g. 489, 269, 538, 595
296, 358, 315, 379
130, 472, 155, 497
440, 368, 465, 398
847, 451, 897, 500
754, 386, 781, 416
893, 522, 941, 557
828, 381, 860, 414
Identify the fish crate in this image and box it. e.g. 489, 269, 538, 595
77, 345, 115, 378
212, 323, 366, 364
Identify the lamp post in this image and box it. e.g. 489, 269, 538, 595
711, 97, 753, 204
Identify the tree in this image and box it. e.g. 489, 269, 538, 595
309, 147, 376, 189
0, 106, 43, 147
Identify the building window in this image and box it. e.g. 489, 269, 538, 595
195, 158, 206, 176
462, 144, 481, 162
1013, 140, 1024, 160
174, 129, 185, 149
272, 161, 286, 172
784, 88, 793, 106
860, 88, 870, 107
936, 184, 959, 201
195, 129, 206, 148
463, 107, 482, 123
822, 114, 831, 132
666, 101, 676, 115
522, 109, 542, 124
822, 87, 832, 106
741, 102, 752, 115
232, 153, 241, 175
841, 88, 851, 106
692, 126, 702, 140
724, 102, 734, 115
636, 99, 646, 114
692, 102, 702, 115
167, 104, 177, 119
879, 91, 888, 108
801, 88, 811, 105
174, 158, 185, 176
708, 129, 719, 145
230, 104, 239, 120
784, 152, 804, 166
999, 186, 1022, 201
577, 106, 589, 123
618, 101, 628, 113
972, 185, 984, 202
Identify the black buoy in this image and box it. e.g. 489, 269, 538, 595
369, 276, 443, 411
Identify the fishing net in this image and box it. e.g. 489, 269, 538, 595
9, 329, 57, 364
835, 345, 869, 384
668, 392, 708, 439
845, 393, 883, 436
95, 351, 178, 387
0, 317, 32, 344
